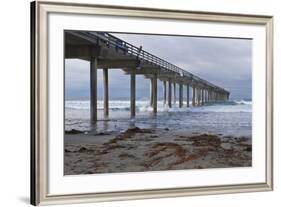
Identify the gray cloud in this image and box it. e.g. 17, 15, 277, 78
114, 33, 252, 84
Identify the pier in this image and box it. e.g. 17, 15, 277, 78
65, 31, 230, 123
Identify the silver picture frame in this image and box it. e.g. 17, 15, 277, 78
30, 0, 273, 205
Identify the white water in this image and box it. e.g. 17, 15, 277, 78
65, 100, 251, 113
65, 99, 252, 137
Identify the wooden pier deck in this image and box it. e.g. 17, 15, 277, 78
65, 31, 230, 123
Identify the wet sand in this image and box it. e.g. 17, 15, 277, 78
64, 127, 252, 175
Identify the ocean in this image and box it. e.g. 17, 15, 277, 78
65, 99, 252, 137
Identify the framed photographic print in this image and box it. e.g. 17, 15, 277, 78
30, 0, 273, 205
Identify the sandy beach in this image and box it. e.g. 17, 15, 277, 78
64, 126, 252, 175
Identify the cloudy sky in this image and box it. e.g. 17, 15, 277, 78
65, 33, 252, 100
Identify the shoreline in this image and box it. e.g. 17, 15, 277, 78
64, 127, 252, 175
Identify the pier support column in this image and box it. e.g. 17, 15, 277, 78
149, 78, 153, 107
186, 84, 190, 107
195, 87, 198, 106
90, 57, 98, 124
201, 89, 204, 105
130, 70, 136, 118
179, 83, 183, 108
215, 92, 217, 102
163, 81, 167, 105
152, 74, 157, 114
199, 88, 203, 105
168, 79, 172, 108
197, 88, 201, 106
203, 90, 206, 103
103, 68, 109, 118
192, 86, 196, 106
173, 82, 177, 104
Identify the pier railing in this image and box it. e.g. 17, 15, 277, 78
75, 31, 227, 93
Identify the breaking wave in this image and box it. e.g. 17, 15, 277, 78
65, 99, 252, 113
